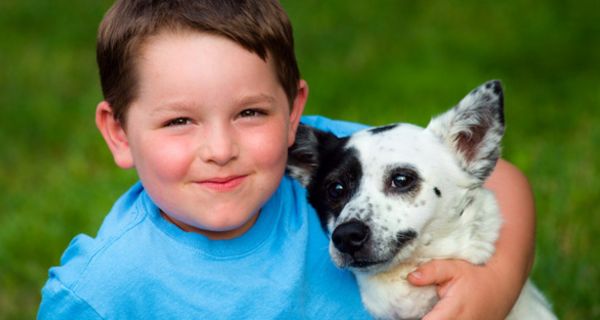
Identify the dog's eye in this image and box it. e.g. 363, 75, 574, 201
327, 181, 346, 199
384, 168, 421, 196
391, 173, 416, 191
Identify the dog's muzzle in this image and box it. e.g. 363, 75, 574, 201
331, 220, 418, 270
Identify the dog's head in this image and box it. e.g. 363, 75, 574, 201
288, 80, 505, 273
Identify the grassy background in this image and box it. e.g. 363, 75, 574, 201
1, 0, 598, 318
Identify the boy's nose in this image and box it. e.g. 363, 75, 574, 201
199, 124, 239, 165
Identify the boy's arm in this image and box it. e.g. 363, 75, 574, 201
408, 159, 536, 320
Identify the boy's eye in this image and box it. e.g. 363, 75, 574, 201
239, 108, 265, 118
164, 117, 191, 127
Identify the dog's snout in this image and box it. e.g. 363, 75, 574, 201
332, 220, 370, 255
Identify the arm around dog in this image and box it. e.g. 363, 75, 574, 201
485, 159, 536, 314
408, 158, 536, 320
486, 159, 536, 278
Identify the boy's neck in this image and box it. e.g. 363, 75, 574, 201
160, 210, 260, 240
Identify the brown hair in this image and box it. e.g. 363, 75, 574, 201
97, 0, 300, 122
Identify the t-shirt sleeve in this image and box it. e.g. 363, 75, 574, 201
38, 278, 103, 320
300, 115, 370, 137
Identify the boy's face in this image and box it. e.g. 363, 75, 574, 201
97, 31, 306, 239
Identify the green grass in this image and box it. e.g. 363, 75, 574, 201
1, 0, 598, 318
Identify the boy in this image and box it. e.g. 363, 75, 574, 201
38, 0, 535, 319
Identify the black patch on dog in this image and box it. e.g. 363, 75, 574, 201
434, 187, 442, 197
306, 145, 363, 232
287, 125, 364, 231
369, 124, 398, 135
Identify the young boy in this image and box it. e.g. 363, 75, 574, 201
38, 0, 535, 319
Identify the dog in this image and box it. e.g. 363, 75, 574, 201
287, 81, 556, 319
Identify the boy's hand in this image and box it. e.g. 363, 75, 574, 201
408, 259, 516, 320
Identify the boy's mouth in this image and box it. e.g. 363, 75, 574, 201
198, 175, 247, 192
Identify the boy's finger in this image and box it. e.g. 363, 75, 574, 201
408, 260, 457, 286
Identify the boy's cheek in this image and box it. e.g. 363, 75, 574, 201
136, 140, 193, 179
245, 125, 290, 166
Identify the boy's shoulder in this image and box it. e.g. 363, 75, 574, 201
38, 183, 160, 317
45, 182, 152, 286
301, 115, 369, 137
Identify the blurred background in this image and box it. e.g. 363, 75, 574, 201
1, 0, 598, 318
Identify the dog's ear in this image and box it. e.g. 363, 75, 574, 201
287, 124, 341, 186
287, 124, 323, 186
426, 80, 505, 183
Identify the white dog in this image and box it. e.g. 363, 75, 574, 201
287, 81, 556, 319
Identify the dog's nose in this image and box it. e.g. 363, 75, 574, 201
332, 220, 370, 255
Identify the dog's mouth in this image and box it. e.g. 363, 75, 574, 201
332, 249, 395, 271
330, 228, 418, 272
349, 259, 387, 269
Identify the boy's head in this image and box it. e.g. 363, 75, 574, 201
97, 0, 300, 123
95, 0, 308, 240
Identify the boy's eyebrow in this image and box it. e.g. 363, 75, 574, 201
236, 93, 276, 107
150, 102, 195, 115
149, 93, 277, 116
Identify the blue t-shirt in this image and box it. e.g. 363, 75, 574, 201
38, 116, 372, 319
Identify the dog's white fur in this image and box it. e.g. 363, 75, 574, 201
288, 81, 556, 319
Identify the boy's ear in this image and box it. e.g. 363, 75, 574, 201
95, 101, 134, 169
287, 80, 309, 147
